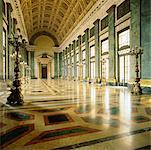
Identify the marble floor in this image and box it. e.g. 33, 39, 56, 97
0, 79, 151, 150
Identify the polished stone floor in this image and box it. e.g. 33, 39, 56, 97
0, 79, 151, 150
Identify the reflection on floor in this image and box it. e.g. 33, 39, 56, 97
0, 79, 151, 150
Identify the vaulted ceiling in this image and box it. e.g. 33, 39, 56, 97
19, 0, 98, 45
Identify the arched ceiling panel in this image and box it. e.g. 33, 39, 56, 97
19, 0, 99, 45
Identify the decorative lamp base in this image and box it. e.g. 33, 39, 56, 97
6, 88, 24, 106
131, 82, 142, 95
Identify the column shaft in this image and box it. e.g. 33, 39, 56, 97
94, 19, 100, 82
141, 0, 151, 79
78, 35, 82, 80
62, 50, 65, 79
54, 52, 58, 78
7, 3, 12, 79
107, 5, 116, 85
73, 41, 76, 80
30, 51, 35, 78
59, 52, 62, 77
130, 0, 141, 81
0, 0, 3, 79
85, 29, 90, 81
69, 45, 72, 79
65, 48, 68, 78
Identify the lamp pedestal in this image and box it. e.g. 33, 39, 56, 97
7, 45, 24, 105
130, 46, 143, 95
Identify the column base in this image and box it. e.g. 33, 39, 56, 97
108, 78, 117, 86
101, 78, 107, 85
131, 82, 142, 95
86, 77, 91, 83
95, 78, 101, 83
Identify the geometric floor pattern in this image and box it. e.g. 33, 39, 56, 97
0, 124, 34, 149
82, 116, 124, 127
25, 126, 99, 145
32, 107, 70, 113
44, 113, 73, 125
0, 79, 150, 150
5, 112, 34, 121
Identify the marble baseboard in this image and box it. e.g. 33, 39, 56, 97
141, 86, 151, 94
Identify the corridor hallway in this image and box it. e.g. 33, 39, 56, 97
0, 79, 150, 150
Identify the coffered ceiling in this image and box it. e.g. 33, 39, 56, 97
19, 0, 98, 45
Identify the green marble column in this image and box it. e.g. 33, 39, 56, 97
78, 36, 82, 63
130, 0, 141, 82
7, 3, 13, 79
5, 24, 8, 80
62, 50, 65, 78
30, 51, 35, 78
93, 19, 100, 83
59, 52, 62, 77
65, 47, 68, 78
54, 52, 58, 78
130, 0, 140, 47
63, 50, 66, 79
85, 28, 90, 81
78, 35, 82, 80
140, 0, 151, 92
28, 51, 31, 67
73, 41, 76, 80
0, 0, 3, 79
107, 5, 116, 85
141, 0, 151, 79
69, 44, 72, 79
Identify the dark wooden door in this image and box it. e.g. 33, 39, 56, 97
42, 65, 47, 79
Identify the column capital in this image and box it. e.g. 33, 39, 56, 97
69, 44, 72, 49
13, 18, 18, 25
6, 2, 13, 12
78, 35, 81, 38
93, 19, 100, 25
84, 28, 89, 33
78, 35, 82, 43
106, 5, 116, 13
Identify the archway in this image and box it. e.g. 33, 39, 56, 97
29, 31, 59, 47
33, 35, 55, 79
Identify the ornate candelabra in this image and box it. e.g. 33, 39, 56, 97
129, 46, 143, 94
7, 31, 27, 105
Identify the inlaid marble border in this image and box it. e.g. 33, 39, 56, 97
0, 124, 34, 149
25, 126, 100, 146
52, 127, 151, 150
